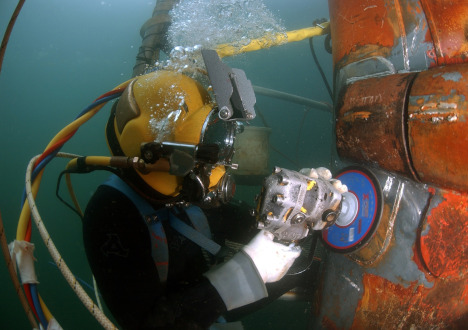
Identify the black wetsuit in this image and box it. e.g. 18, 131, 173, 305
83, 184, 320, 329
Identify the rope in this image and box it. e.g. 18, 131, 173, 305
25, 153, 118, 330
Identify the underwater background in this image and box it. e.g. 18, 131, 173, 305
0, 0, 334, 328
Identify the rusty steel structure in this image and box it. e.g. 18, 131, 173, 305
332, 0, 468, 192
336, 64, 468, 192
313, 0, 468, 328
314, 167, 468, 328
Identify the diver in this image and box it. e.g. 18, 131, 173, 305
82, 52, 344, 329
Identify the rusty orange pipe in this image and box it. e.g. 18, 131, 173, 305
336, 64, 468, 192
332, 0, 468, 192
329, 0, 468, 69
408, 64, 468, 191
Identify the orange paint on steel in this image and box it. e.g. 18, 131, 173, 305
335, 73, 417, 178
328, 0, 396, 67
329, 0, 468, 69
419, 189, 468, 278
420, 0, 468, 66
336, 64, 468, 192
352, 273, 468, 328
408, 64, 468, 191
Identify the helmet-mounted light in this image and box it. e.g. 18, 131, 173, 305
201, 49, 256, 122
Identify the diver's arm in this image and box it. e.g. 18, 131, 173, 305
83, 185, 301, 328
138, 277, 227, 329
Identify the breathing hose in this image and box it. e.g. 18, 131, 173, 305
133, 0, 180, 77
215, 23, 330, 58
0, 211, 38, 329
25, 153, 118, 330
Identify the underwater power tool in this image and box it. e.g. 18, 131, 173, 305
255, 167, 343, 243
255, 167, 382, 246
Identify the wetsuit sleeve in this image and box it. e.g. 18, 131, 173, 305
83, 185, 227, 329
204, 201, 323, 321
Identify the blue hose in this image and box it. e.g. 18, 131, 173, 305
30, 284, 48, 328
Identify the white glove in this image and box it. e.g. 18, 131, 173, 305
242, 230, 301, 283
299, 167, 348, 194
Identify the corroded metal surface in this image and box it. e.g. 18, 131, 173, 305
323, 0, 468, 327
336, 73, 417, 178
329, 0, 436, 95
329, 0, 468, 74
419, 188, 468, 279
329, 0, 468, 102
408, 64, 468, 191
420, 0, 468, 66
311, 168, 468, 328
329, 0, 396, 68
353, 273, 468, 328
336, 64, 468, 192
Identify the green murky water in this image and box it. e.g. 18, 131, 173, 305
0, 1, 334, 328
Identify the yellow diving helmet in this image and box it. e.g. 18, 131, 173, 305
106, 50, 256, 207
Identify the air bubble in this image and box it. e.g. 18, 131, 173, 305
146, 0, 286, 76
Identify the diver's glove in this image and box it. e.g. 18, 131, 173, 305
299, 167, 348, 194
242, 229, 301, 283
204, 230, 301, 311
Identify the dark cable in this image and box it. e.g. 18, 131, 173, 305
309, 36, 333, 100
56, 166, 120, 219
324, 33, 333, 54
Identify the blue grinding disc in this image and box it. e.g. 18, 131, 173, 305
322, 166, 382, 253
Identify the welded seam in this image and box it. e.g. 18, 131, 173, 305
402, 73, 421, 182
